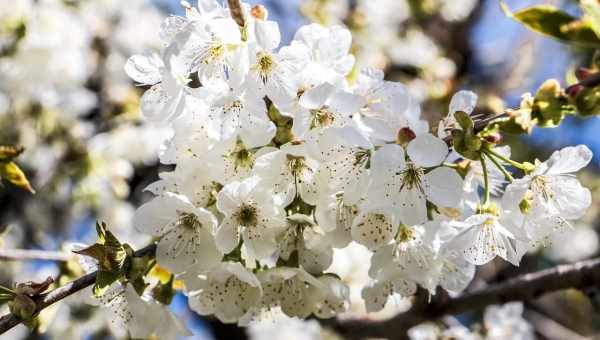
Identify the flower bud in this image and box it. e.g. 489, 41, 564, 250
575, 67, 594, 81
251, 5, 268, 20
566, 84, 584, 97
396, 127, 416, 146
484, 132, 502, 145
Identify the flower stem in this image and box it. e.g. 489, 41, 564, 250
484, 148, 529, 172
485, 153, 514, 182
443, 162, 459, 169
480, 154, 490, 206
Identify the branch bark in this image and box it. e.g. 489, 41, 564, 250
324, 257, 600, 340
2, 246, 599, 338
0, 243, 156, 335
0, 249, 73, 262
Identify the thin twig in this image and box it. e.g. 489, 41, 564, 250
324, 257, 600, 340
0, 249, 73, 262
227, 0, 245, 27
0, 243, 157, 335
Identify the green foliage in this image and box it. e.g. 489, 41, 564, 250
500, 1, 600, 48
73, 222, 129, 297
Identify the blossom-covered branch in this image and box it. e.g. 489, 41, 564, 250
326, 257, 600, 340
0, 243, 156, 335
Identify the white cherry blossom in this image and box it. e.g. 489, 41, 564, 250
216, 176, 286, 259
187, 262, 262, 323
502, 145, 593, 242
134, 192, 222, 273
369, 134, 463, 225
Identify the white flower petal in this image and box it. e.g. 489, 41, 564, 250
351, 212, 396, 250
545, 145, 593, 175
215, 217, 240, 254
423, 167, 463, 208
449, 90, 477, 114
299, 82, 336, 110
407, 133, 448, 167
124, 54, 162, 85
255, 20, 281, 51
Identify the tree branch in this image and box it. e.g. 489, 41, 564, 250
0, 243, 157, 335
227, 0, 245, 27
0, 249, 73, 262
2, 245, 599, 338
324, 257, 600, 340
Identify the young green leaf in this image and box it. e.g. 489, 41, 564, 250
0, 161, 35, 193
500, 1, 600, 48
581, 0, 600, 38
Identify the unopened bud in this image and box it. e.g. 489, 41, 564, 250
566, 84, 584, 97
575, 67, 594, 81
484, 132, 502, 145
396, 127, 416, 145
251, 5, 268, 20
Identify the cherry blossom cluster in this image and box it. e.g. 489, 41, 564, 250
121, 0, 593, 330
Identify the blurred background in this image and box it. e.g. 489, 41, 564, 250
0, 0, 598, 339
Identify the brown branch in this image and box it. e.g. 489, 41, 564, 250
0, 249, 73, 262
324, 257, 600, 340
2, 245, 600, 338
227, 0, 245, 27
0, 243, 156, 335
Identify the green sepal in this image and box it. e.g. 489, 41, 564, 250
92, 270, 121, 298
574, 85, 600, 116
454, 111, 474, 131
532, 79, 574, 127
152, 275, 175, 305
450, 129, 481, 161
267, 103, 294, 146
